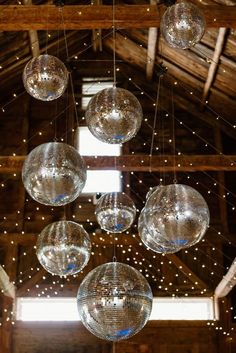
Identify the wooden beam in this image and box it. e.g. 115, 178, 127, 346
0, 266, 15, 298
146, 0, 158, 80
215, 257, 236, 297
0, 5, 236, 31
0, 232, 139, 246
17, 268, 47, 296
202, 27, 227, 102
166, 253, 209, 290
104, 32, 236, 139
92, 0, 102, 52
23, 0, 40, 57
1, 296, 14, 353
0, 154, 236, 173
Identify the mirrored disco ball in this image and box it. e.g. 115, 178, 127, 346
23, 54, 69, 101
36, 221, 91, 276
22, 142, 87, 206
160, 2, 205, 49
144, 184, 210, 249
85, 87, 143, 144
95, 192, 136, 233
138, 208, 180, 254
77, 262, 153, 341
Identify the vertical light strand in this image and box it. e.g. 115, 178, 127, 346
149, 75, 161, 172
171, 81, 177, 183
112, 0, 117, 87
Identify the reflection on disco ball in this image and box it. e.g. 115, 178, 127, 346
161, 2, 205, 49
77, 262, 153, 341
36, 221, 91, 276
23, 54, 68, 101
85, 87, 143, 144
22, 142, 87, 206
144, 184, 210, 249
95, 192, 136, 233
138, 208, 179, 254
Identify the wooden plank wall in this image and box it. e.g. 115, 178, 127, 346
12, 321, 220, 353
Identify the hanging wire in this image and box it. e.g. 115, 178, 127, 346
149, 75, 161, 172
112, 0, 117, 87
171, 81, 177, 183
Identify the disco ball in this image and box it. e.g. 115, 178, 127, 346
85, 87, 143, 144
144, 184, 210, 249
36, 221, 91, 276
138, 208, 180, 254
161, 2, 205, 49
23, 54, 68, 101
22, 142, 87, 206
77, 262, 153, 341
95, 192, 136, 233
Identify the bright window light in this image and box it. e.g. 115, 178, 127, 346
77, 126, 120, 156
17, 297, 79, 321
17, 297, 216, 322
83, 170, 121, 193
76, 127, 121, 194
149, 297, 215, 320
82, 78, 113, 110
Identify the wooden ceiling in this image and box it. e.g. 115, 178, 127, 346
0, 0, 236, 352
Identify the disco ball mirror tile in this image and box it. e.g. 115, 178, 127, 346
138, 208, 180, 254
161, 2, 205, 49
144, 184, 210, 249
23, 54, 68, 101
85, 87, 143, 144
95, 192, 136, 233
36, 221, 91, 276
22, 142, 87, 206
77, 262, 153, 341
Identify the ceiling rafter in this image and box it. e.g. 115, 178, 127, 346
0, 5, 236, 31
0, 155, 235, 173
202, 27, 227, 102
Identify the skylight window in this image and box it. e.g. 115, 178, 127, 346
77, 126, 120, 156
76, 127, 121, 194
149, 297, 215, 320
81, 78, 113, 110
17, 297, 216, 322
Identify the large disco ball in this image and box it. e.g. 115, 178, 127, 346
36, 221, 91, 276
144, 184, 210, 249
95, 192, 136, 233
22, 142, 87, 206
85, 87, 143, 144
160, 2, 205, 49
77, 262, 153, 341
23, 54, 68, 101
138, 208, 180, 254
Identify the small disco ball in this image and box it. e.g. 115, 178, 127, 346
36, 221, 91, 276
95, 192, 136, 233
23, 54, 68, 101
138, 208, 180, 254
160, 2, 205, 49
144, 184, 210, 249
85, 87, 143, 144
77, 262, 153, 341
22, 142, 87, 206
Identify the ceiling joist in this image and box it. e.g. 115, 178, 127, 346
0, 5, 236, 31
0, 155, 235, 173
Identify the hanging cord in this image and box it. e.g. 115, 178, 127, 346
113, 234, 117, 263
60, 6, 79, 141
113, 342, 116, 353
149, 75, 162, 173
171, 81, 177, 183
112, 0, 116, 87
